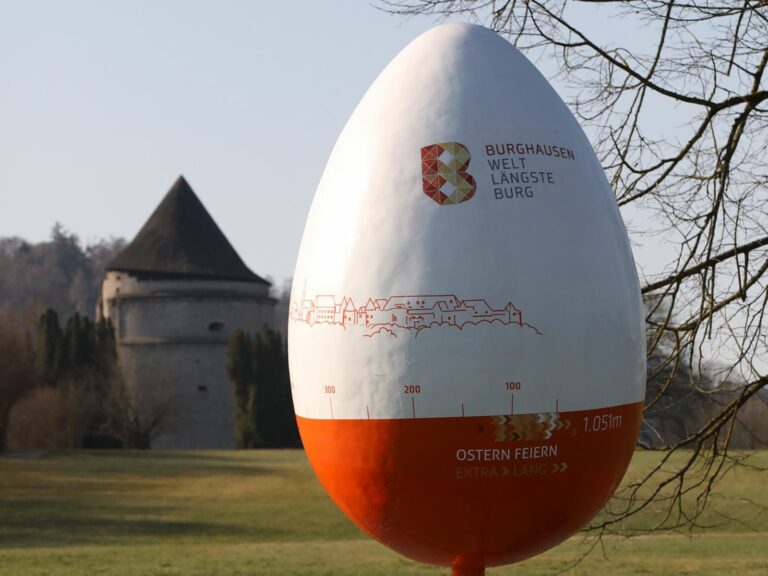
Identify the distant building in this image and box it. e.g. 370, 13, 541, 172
98, 176, 274, 449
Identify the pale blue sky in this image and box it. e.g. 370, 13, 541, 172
0, 1, 664, 285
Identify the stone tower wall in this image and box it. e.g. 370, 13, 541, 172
101, 272, 275, 449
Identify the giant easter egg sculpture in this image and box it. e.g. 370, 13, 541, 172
289, 23, 645, 576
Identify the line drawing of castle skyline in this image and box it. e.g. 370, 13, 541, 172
289, 290, 541, 337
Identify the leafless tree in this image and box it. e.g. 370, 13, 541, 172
384, 0, 768, 538
0, 317, 37, 452
0, 226, 125, 323
104, 373, 171, 449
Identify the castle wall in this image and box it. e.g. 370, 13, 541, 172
115, 297, 272, 343
102, 272, 269, 307
119, 343, 237, 449
102, 271, 275, 449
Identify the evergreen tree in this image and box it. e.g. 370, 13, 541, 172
64, 313, 89, 377
32, 309, 120, 448
35, 308, 63, 386
95, 317, 117, 380
227, 330, 258, 448
227, 327, 300, 449
253, 328, 299, 448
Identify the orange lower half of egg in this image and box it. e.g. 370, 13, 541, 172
298, 402, 642, 575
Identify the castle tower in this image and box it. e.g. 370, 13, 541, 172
100, 176, 274, 449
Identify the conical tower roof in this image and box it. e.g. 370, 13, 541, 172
107, 176, 268, 284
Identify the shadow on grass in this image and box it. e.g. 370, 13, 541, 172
0, 499, 285, 548
0, 450, 314, 549
0, 450, 325, 549
0, 450, 295, 480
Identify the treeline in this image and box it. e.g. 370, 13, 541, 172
227, 328, 300, 448
0, 309, 146, 451
641, 299, 768, 449
36, 309, 116, 387
0, 225, 125, 323
643, 351, 768, 449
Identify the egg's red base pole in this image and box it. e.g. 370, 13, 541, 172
452, 565, 484, 576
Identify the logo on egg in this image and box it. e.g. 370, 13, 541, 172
421, 142, 477, 205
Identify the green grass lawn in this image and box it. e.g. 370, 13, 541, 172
0, 450, 765, 575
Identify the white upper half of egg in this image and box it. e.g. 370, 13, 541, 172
289, 23, 645, 420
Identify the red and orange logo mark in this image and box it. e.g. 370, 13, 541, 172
421, 142, 477, 205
